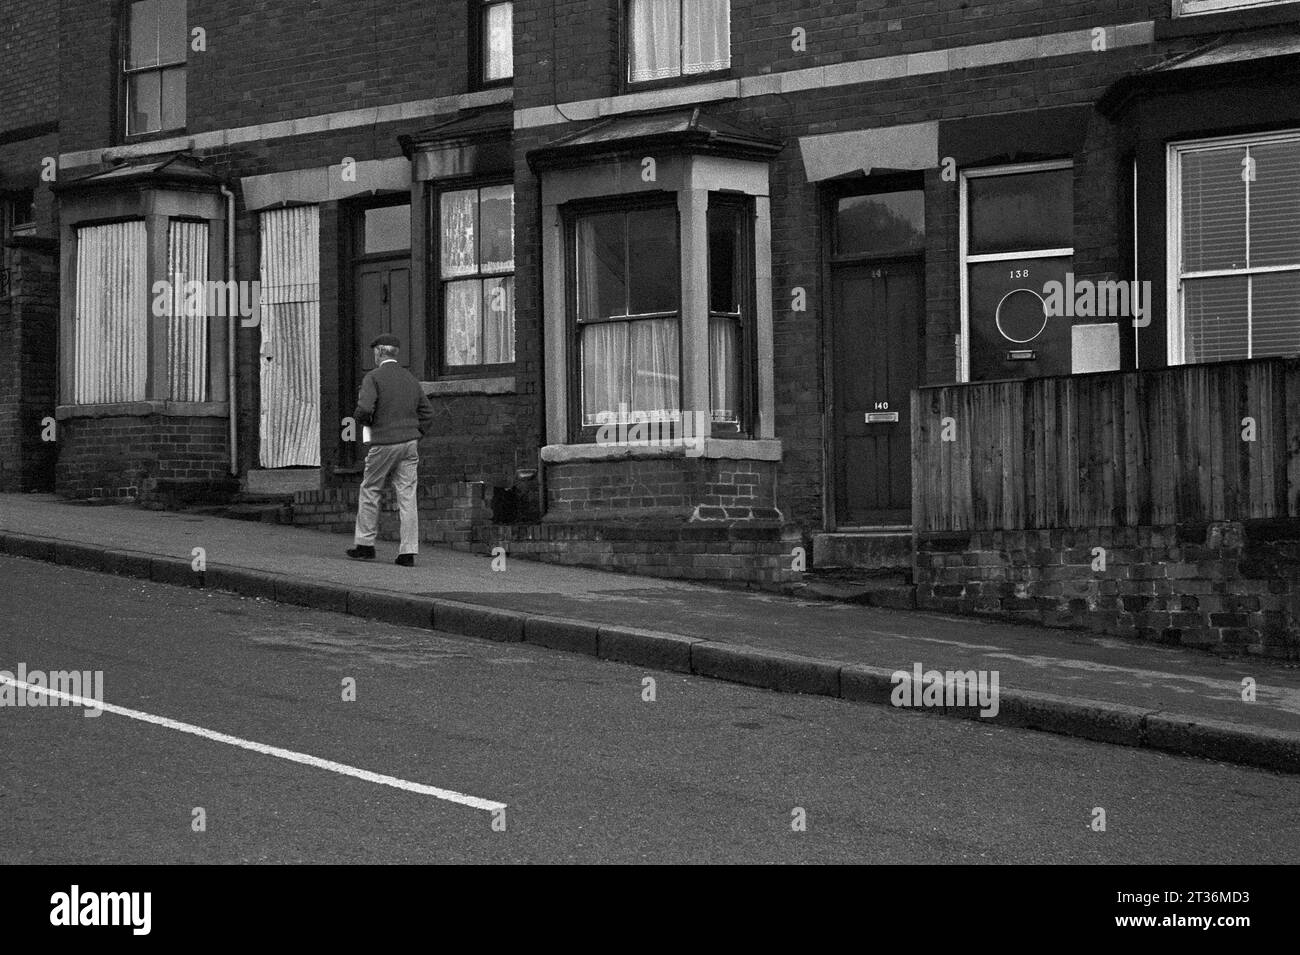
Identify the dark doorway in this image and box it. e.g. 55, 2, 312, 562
828, 185, 925, 527
351, 201, 412, 385
342, 200, 411, 470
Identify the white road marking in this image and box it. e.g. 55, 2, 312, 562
0, 676, 506, 813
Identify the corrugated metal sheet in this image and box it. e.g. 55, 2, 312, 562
167, 219, 209, 402
74, 220, 147, 404
258, 206, 321, 468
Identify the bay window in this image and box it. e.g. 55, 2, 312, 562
627, 0, 730, 84
532, 114, 778, 455
1172, 131, 1300, 364
573, 205, 681, 427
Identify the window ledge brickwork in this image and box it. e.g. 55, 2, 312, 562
55, 401, 229, 420
540, 438, 781, 463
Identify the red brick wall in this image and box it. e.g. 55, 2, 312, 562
55, 415, 230, 500
916, 522, 1300, 659
58, 0, 475, 153
512, 2, 1174, 530
546, 457, 777, 521
1, 0, 59, 131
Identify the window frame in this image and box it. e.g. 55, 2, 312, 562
470, 0, 513, 90
428, 178, 516, 379
1174, 0, 1297, 16
1167, 128, 1300, 366
958, 159, 1075, 383
706, 192, 756, 437
622, 0, 732, 91
121, 0, 188, 140
1, 189, 37, 298
353, 197, 413, 263
564, 193, 684, 442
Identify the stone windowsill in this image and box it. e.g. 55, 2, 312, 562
56, 401, 230, 420
422, 376, 515, 397
541, 438, 782, 463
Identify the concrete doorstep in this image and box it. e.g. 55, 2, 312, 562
1, 528, 1298, 775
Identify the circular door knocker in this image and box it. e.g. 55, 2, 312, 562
994, 287, 1049, 344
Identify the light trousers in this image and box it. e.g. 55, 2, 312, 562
353, 439, 419, 555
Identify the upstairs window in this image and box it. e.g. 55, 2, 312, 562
1173, 131, 1300, 364
1175, 0, 1298, 15
125, 0, 187, 136
628, 0, 730, 84
475, 0, 513, 85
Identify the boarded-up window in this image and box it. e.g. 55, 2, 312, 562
166, 219, 208, 401
259, 206, 321, 468
74, 220, 148, 404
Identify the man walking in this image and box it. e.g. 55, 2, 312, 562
347, 334, 435, 567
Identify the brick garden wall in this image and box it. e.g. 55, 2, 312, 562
916, 522, 1300, 659
545, 456, 778, 521
486, 521, 802, 587
291, 482, 495, 546
288, 478, 800, 588
55, 415, 230, 501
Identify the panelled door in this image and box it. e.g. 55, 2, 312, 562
828, 185, 926, 527
832, 260, 923, 525
355, 261, 411, 378
351, 202, 412, 388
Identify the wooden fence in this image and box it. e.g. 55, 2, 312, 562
912, 358, 1300, 532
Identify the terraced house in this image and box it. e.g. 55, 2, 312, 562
4, 0, 1300, 656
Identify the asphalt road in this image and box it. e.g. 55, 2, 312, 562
1, 555, 1296, 864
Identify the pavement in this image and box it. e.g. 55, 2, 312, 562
1, 492, 1299, 774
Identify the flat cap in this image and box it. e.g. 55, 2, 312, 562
370, 333, 401, 349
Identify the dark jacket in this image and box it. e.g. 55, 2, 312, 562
354, 360, 435, 446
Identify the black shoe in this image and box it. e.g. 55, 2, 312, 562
395, 554, 415, 567
347, 545, 376, 561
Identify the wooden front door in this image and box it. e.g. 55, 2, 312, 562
354, 260, 411, 382
831, 258, 924, 526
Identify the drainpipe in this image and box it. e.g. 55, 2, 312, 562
220, 185, 238, 475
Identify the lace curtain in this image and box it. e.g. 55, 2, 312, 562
628, 0, 729, 82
